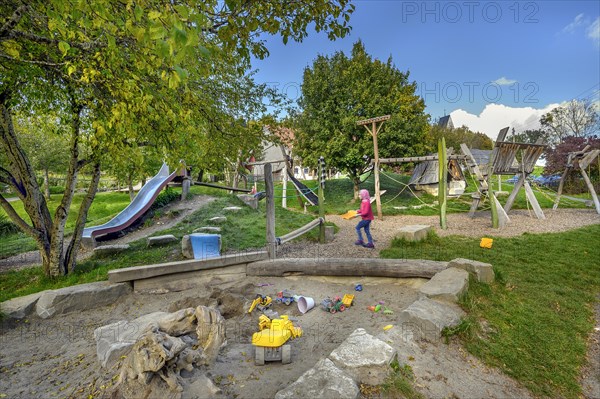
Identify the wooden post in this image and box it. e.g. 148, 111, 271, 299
265, 163, 276, 259
579, 165, 600, 214
318, 157, 325, 244
357, 115, 390, 221
438, 137, 447, 229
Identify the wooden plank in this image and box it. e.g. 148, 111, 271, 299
245, 158, 287, 166
356, 115, 391, 125
523, 180, 545, 219
493, 195, 510, 227
108, 251, 269, 283
503, 173, 526, 214
579, 149, 600, 169
247, 258, 449, 278
553, 166, 571, 210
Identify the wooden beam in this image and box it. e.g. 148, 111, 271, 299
523, 180, 545, 219
356, 115, 391, 125
245, 158, 287, 166
579, 165, 600, 214
503, 173, 526, 214
246, 258, 449, 278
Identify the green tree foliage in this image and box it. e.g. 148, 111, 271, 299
0, 0, 355, 277
540, 99, 599, 144
426, 124, 493, 152
295, 41, 429, 197
507, 128, 547, 144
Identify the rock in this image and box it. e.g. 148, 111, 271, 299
114, 307, 226, 399
207, 216, 227, 224
237, 194, 258, 209
395, 225, 431, 242
275, 358, 359, 399
94, 312, 168, 368
157, 308, 198, 336
397, 297, 464, 341
192, 226, 221, 233
94, 244, 130, 256
181, 235, 194, 259
419, 267, 469, 303
222, 206, 242, 212
117, 329, 192, 399
448, 258, 495, 283
328, 328, 396, 386
36, 282, 131, 319
181, 374, 221, 399
147, 234, 178, 247
0, 292, 43, 320
194, 306, 226, 364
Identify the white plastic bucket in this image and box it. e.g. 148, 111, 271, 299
297, 296, 315, 314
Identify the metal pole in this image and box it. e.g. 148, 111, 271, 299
265, 163, 276, 259
318, 156, 325, 243
282, 166, 287, 209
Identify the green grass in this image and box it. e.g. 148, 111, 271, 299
382, 360, 424, 399
381, 225, 600, 398
0, 194, 323, 302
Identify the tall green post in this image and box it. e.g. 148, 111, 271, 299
438, 137, 448, 230
318, 156, 325, 243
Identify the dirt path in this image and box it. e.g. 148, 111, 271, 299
1, 205, 599, 398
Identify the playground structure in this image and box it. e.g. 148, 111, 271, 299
366, 120, 548, 228
82, 162, 187, 247
553, 145, 600, 214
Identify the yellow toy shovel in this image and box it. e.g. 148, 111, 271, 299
341, 210, 358, 220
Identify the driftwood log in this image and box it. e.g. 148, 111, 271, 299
246, 258, 448, 279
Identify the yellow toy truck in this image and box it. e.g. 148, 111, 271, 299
247, 294, 273, 313
251, 315, 302, 365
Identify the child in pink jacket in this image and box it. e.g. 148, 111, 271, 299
355, 189, 374, 248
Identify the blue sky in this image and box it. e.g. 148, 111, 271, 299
251, 0, 600, 139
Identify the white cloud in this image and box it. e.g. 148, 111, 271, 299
493, 77, 517, 86
450, 103, 561, 140
587, 17, 600, 43
561, 13, 586, 33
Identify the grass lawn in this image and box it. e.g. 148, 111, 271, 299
381, 225, 600, 398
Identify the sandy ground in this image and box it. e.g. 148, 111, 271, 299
1, 198, 599, 398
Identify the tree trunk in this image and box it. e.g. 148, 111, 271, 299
1, 94, 54, 276
197, 169, 204, 182
352, 175, 360, 200
127, 173, 135, 202
64, 162, 101, 273
43, 168, 50, 199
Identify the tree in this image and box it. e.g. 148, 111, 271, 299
507, 128, 547, 144
295, 41, 429, 198
426, 124, 493, 152
540, 99, 599, 144
0, 0, 355, 277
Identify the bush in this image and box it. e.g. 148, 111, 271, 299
151, 188, 180, 210
0, 213, 20, 236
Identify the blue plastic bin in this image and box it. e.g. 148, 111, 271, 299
189, 233, 221, 259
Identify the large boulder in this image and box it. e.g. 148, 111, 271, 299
113, 306, 226, 399
1, 292, 43, 320
147, 234, 178, 247
35, 282, 131, 319
328, 328, 396, 386
397, 297, 464, 341
94, 312, 169, 369
419, 267, 469, 303
448, 258, 495, 283
275, 358, 359, 399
